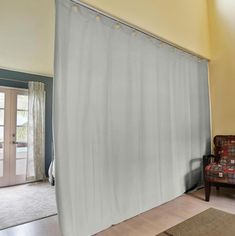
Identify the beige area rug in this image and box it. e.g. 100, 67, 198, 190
0, 182, 57, 230
157, 208, 235, 236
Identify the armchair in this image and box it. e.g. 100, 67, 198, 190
203, 135, 235, 201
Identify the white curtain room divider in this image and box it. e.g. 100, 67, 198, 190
54, 1, 211, 235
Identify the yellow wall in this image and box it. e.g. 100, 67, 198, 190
0, 0, 210, 75
0, 0, 55, 76
82, 0, 211, 59
2, 0, 233, 137
1, 0, 234, 136
208, 0, 235, 135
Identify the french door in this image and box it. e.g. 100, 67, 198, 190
0, 87, 29, 187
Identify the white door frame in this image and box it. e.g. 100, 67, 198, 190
0, 87, 28, 187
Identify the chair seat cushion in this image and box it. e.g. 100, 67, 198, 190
205, 163, 235, 183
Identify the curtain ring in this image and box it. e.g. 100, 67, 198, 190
96, 15, 101, 22
132, 30, 137, 36
114, 23, 121, 29
72, 5, 79, 13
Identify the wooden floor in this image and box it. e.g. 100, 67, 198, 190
1, 187, 235, 236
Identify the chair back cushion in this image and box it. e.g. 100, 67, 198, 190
214, 135, 235, 165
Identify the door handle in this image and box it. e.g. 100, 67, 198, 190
12, 141, 27, 146
12, 141, 20, 144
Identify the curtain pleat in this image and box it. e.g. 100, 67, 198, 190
54, 1, 211, 235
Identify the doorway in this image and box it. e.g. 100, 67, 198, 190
0, 87, 28, 187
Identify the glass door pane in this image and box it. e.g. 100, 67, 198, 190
15, 94, 28, 176
0, 92, 5, 178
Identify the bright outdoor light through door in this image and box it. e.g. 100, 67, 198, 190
0, 92, 5, 182
15, 93, 28, 179
0, 87, 28, 187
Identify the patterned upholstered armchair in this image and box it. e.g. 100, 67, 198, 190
203, 135, 235, 201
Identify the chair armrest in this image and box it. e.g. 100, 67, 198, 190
203, 154, 216, 168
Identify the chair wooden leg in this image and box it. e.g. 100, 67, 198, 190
216, 186, 220, 191
205, 182, 211, 202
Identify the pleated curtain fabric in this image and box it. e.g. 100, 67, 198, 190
27, 81, 45, 181
54, 1, 211, 235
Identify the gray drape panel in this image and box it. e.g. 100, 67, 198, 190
54, 1, 211, 235
27, 81, 45, 181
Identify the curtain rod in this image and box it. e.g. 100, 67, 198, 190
0, 77, 28, 84
70, 0, 209, 61
0, 78, 45, 84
